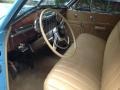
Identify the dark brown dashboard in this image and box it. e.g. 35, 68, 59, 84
8, 9, 63, 52
8, 11, 41, 52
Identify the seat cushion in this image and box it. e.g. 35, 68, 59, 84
44, 34, 106, 90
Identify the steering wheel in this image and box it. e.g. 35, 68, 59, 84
39, 8, 76, 58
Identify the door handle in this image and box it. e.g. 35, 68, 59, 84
94, 26, 106, 31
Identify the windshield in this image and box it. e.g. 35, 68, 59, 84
18, 0, 70, 16
0, 0, 15, 20
40, 0, 70, 6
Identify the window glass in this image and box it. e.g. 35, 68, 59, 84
71, 0, 120, 14
0, 0, 15, 20
18, 0, 39, 16
91, 0, 108, 13
40, 0, 70, 6
107, 1, 120, 14
72, 0, 91, 11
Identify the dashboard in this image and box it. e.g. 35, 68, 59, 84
8, 0, 120, 52
8, 10, 59, 52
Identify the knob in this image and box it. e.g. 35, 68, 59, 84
74, 13, 78, 17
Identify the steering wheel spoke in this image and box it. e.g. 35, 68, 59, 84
52, 34, 58, 50
53, 43, 57, 50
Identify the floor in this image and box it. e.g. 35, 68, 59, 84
9, 47, 59, 90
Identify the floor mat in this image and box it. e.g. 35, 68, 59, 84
9, 47, 59, 90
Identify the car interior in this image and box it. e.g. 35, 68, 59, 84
5, 0, 120, 90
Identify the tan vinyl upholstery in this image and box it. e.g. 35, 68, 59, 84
44, 21, 120, 90
101, 21, 120, 90
44, 34, 106, 90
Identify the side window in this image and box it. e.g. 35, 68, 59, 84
92, 0, 120, 14
91, 0, 108, 13
71, 0, 120, 14
72, 0, 91, 11
107, 2, 120, 14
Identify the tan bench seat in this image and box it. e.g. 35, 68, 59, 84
44, 21, 120, 90
44, 34, 106, 90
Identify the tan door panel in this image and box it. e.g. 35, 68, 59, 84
67, 10, 92, 24
93, 13, 120, 25
66, 10, 120, 39
70, 24, 82, 38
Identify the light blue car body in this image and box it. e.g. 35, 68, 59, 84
0, 0, 27, 90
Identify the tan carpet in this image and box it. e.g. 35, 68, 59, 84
9, 47, 59, 90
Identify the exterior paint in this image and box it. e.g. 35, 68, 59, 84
0, 0, 27, 90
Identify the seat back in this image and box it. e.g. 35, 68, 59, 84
101, 20, 120, 90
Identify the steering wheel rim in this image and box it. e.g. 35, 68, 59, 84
39, 8, 76, 58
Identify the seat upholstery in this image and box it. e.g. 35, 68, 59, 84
101, 21, 120, 90
44, 21, 120, 90
44, 34, 106, 90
